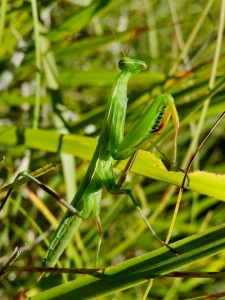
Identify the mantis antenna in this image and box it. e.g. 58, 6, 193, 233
127, 30, 134, 57
102, 14, 127, 57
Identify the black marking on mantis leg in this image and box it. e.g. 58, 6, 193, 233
149, 105, 167, 133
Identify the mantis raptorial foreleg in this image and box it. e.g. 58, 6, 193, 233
1, 57, 179, 268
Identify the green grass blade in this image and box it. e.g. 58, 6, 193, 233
0, 126, 224, 201
30, 223, 225, 299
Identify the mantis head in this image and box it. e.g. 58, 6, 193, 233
118, 57, 147, 73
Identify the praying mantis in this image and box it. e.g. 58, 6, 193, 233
0, 56, 179, 268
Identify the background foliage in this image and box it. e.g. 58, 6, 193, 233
0, 0, 225, 299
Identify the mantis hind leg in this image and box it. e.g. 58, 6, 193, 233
100, 150, 178, 254
108, 186, 178, 255
0, 170, 79, 216
94, 216, 103, 268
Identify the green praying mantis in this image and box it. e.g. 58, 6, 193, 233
0, 56, 179, 268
